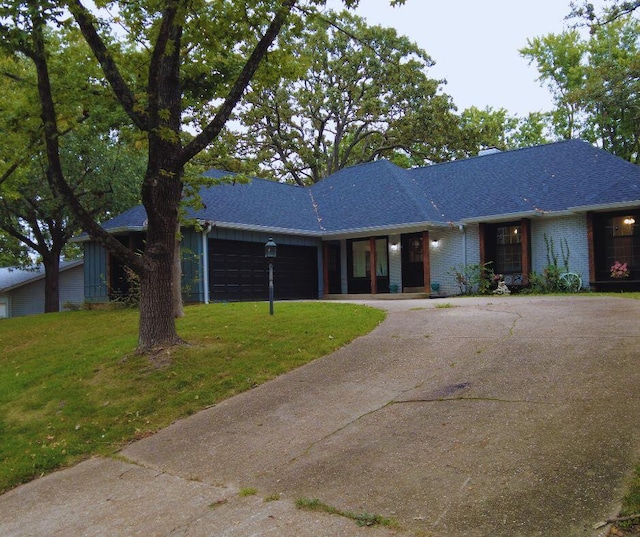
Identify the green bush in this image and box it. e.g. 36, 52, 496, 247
449, 262, 495, 295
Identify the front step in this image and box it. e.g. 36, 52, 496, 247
323, 293, 431, 300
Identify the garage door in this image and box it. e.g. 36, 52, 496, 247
209, 239, 318, 302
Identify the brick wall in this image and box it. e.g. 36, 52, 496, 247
531, 215, 589, 287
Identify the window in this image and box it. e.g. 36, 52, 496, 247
351, 239, 388, 278
607, 215, 639, 271
495, 225, 521, 273
352, 240, 369, 278
408, 237, 422, 263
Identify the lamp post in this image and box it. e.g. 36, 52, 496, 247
265, 237, 277, 315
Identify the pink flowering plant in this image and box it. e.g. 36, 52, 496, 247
610, 261, 630, 279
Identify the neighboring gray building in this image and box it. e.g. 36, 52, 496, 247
77, 140, 640, 302
0, 260, 84, 318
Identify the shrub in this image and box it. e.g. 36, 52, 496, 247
449, 262, 495, 295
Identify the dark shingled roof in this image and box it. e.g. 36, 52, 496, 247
406, 139, 640, 222
96, 140, 640, 237
0, 260, 83, 292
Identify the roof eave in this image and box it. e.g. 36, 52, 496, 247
0, 260, 83, 292
70, 226, 148, 243
568, 200, 640, 212
460, 209, 556, 224
200, 220, 324, 237
320, 221, 452, 240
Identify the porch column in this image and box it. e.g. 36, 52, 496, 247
422, 230, 431, 293
369, 237, 377, 294
520, 218, 531, 285
322, 242, 330, 295
587, 212, 595, 284
478, 223, 486, 267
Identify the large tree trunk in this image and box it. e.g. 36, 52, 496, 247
41, 254, 60, 313
137, 162, 184, 350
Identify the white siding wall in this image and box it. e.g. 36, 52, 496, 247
388, 234, 402, 292
531, 215, 589, 287
59, 265, 85, 308
429, 224, 480, 296
5, 264, 85, 318
10, 279, 46, 317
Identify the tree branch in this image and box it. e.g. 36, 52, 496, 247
28, 2, 144, 273
66, 0, 148, 131
181, 0, 297, 164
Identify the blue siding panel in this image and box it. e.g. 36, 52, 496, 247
84, 242, 108, 302
181, 229, 204, 303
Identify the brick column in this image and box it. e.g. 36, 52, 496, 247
369, 237, 377, 294
520, 218, 531, 285
587, 212, 595, 284
422, 230, 430, 293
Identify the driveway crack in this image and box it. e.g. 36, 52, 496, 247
392, 396, 554, 405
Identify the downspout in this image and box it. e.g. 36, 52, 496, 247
460, 224, 467, 267
202, 222, 213, 304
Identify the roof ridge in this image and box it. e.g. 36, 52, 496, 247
412, 139, 589, 172
385, 163, 447, 223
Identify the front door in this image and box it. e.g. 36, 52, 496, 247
401, 233, 424, 288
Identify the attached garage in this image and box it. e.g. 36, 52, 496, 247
209, 239, 318, 302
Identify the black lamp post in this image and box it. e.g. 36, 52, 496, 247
265, 237, 277, 315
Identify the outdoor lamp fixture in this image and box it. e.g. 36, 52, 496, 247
390, 242, 400, 252
624, 217, 636, 225
431, 238, 440, 248
265, 237, 277, 315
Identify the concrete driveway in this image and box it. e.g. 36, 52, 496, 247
1, 295, 639, 537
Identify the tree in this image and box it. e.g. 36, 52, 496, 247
0, 0, 393, 351
579, 17, 640, 162
226, 9, 459, 185
457, 107, 551, 154
0, 33, 144, 312
0, 231, 30, 267
570, 0, 640, 25
521, 15, 640, 162
520, 31, 588, 140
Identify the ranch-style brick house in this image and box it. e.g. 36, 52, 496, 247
78, 139, 640, 303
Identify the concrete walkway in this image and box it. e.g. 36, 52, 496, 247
1, 296, 639, 536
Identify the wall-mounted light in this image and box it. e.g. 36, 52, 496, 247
431, 239, 440, 248
623, 217, 636, 225
390, 242, 400, 252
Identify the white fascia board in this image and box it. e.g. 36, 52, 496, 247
568, 200, 640, 212
319, 221, 454, 240
200, 220, 323, 237
460, 209, 559, 224
70, 226, 148, 243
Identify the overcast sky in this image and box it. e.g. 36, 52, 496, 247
324, 0, 606, 116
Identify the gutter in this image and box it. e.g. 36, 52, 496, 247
568, 200, 640, 212
201, 221, 213, 304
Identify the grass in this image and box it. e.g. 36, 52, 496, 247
0, 301, 385, 494
617, 464, 640, 531
295, 497, 397, 528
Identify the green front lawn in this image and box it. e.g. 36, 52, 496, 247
0, 301, 385, 493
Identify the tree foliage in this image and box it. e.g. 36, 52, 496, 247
0, 29, 144, 311
222, 9, 459, 185
0, 0, 381, 350
570, 0, 640, 25
521, 14, 640, 162
458, 107, 550, 152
